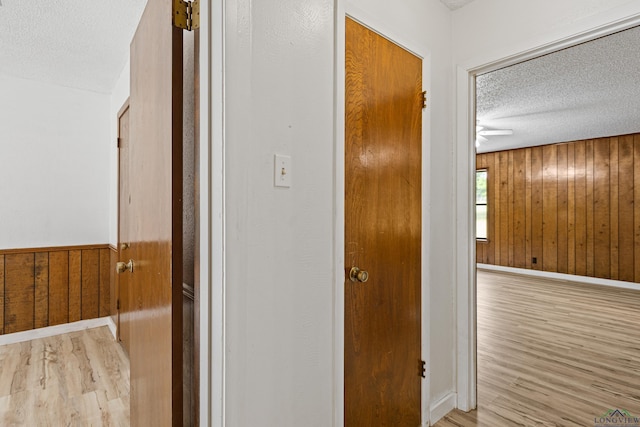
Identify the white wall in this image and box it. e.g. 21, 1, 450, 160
0, 75, 110, 249
453, 0, 640, 66
109, 59, 130, 246
223, 0, 335, 425
222, 0, 457, 425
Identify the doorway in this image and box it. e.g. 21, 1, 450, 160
456, 14, 640, 416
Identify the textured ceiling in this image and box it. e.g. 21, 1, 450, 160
0, 0, 146, 93
440, 0, 476, 11
476, 25, 640, 153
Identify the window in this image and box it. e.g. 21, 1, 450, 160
476, 169, 488, 240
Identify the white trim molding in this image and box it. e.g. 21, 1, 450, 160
0, 317, 117, 347
430, 392, 458, 426
478, 264, 640, 292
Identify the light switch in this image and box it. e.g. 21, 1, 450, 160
274, 154, 292, 188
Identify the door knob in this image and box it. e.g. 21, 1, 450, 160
349, 267, 369, 283
120, 242, 130, 251
116, 259, 134, 274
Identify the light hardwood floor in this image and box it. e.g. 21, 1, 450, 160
0, 326, 129, 426
435, 270, 640, 427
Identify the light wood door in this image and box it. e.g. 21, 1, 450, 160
127, 0, 184, 424
117, 102, 131, 354
344, 17, 423, 426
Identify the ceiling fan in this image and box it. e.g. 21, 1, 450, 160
476, 122, 513, 147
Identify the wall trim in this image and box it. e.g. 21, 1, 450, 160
429, 392, 457, 426
478, 264, 640, 292
0, 243, 110, 255
0, 316, 117, 346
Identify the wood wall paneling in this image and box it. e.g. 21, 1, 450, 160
68, 250, 82, 323
0, 245, 110, 335
49, 251, 70, 326
557, 144, 569, 274
499, 151, 509, 266
81, 249, 100, 320
477, 133, 638, 284
99, 248, 111, 318
593, 139, 611, 279
4, 253, 35, 334
574, 141, 587, 276
83, 250, 100, 319
0, 255, 4, 334
542, 145, 558, 272
508, 151, 515, 266
513, 149, 526, 268
585, 140, 595, 277
609, 138, 619, 280
567, 143, 576, 275
525, 148, 532, 269
635, 134, 640, 283
531, 146, 543, 270
618, 135, 635, 282
34, 252, 49, 329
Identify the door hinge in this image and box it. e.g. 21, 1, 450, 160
117, 137, 121, 148
117, 299, 120, 310
173, 0, 200, 31
422, 91, 427, 109
420, 360, 426, 378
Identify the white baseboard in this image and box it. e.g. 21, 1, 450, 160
477, 264, 640, 292
0, 316, 117, 346
430, 392, 457, 425
106, 316, 117, 339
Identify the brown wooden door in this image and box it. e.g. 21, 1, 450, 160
344, 17, 423, 426
117, 102, 132, 354
127, 0, 184, 425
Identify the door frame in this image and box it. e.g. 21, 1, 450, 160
454, 11, 640, 413
201, 0, 224, 425
335, 3, 432, 425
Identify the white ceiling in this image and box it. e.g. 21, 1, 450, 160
0, 0, 146, 93
440, 0, 476, 11
476, 25, 640, 153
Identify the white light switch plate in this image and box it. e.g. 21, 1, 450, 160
274, 154, 292, 188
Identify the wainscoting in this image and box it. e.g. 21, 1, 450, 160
476, 133, 640, 283
0, 244, 111, 335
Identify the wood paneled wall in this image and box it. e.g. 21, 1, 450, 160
0, 244, 111, 335
477, 134, 640, 283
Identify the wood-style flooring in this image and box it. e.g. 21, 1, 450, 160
0, 326, 129, 426
435, 270, 640, 427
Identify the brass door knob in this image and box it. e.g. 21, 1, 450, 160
349, 267, 369, 283
116, 259, 134, 274
120, 242, 130, 251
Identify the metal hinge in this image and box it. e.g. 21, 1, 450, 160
117, 137, 121, 148
422, 91, 427, 109
173, 0, 200, 31
420, 360, 426, 378
117, 299, 120, 310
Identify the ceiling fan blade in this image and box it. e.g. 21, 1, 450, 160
478, 129, 513, 136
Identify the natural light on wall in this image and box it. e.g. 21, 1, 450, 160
476, 169, 487, 240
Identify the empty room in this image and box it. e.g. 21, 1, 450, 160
437, 24, 640, 426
